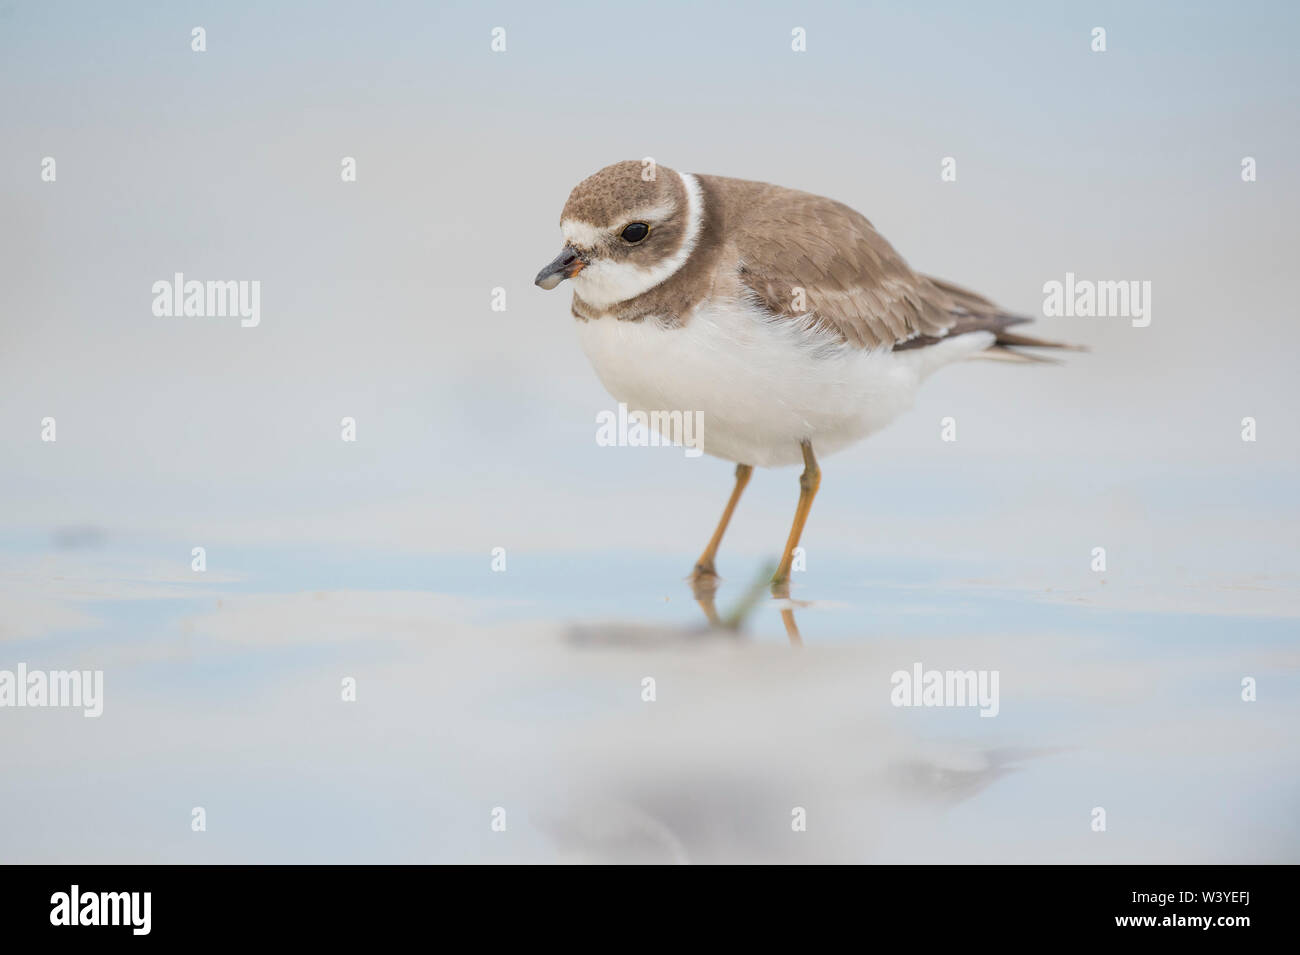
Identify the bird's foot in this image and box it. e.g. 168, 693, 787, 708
688, 562, 722, 600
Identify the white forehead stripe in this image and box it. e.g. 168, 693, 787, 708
560, 218, 606, 249
567, 171, 704, 310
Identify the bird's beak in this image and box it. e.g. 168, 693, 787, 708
534, 245, 587, 290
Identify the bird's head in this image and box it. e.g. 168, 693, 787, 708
534, 160, 702, 309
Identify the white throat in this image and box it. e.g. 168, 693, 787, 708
568, 170, 704, 310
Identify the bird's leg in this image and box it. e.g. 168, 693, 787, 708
771, 441, 820, 600
689, 463, 753, 605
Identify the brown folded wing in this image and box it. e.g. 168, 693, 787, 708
733, 187, 1013, 350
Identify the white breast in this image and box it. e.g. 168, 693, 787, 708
573, 300, 993, 467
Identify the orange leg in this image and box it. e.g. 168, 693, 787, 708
771, 441, 820, 599
689, 463, 753, 600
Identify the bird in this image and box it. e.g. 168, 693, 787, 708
535, 160, 1078, 628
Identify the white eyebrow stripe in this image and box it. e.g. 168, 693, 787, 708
622, 199, 677, 226
559, 184, 691, 250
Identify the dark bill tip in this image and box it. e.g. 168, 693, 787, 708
534, 246, 586, 290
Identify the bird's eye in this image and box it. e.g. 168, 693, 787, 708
620, 222, 650, 243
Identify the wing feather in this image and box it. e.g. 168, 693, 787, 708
734, 187, 958, 349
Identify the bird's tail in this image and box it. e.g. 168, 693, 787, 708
925, 276, 1086, 363
976, 324, 1088, 363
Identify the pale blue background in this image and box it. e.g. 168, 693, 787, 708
1, 1, 1296, 862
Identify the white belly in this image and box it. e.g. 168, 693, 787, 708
573, 301, 988, 467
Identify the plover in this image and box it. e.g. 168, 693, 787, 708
535, 161, 1077, 620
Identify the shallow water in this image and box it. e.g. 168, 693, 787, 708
3, 505, 1296, 864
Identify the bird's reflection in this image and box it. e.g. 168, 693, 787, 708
778, 606, 804, 647
689, 561, 806, 646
